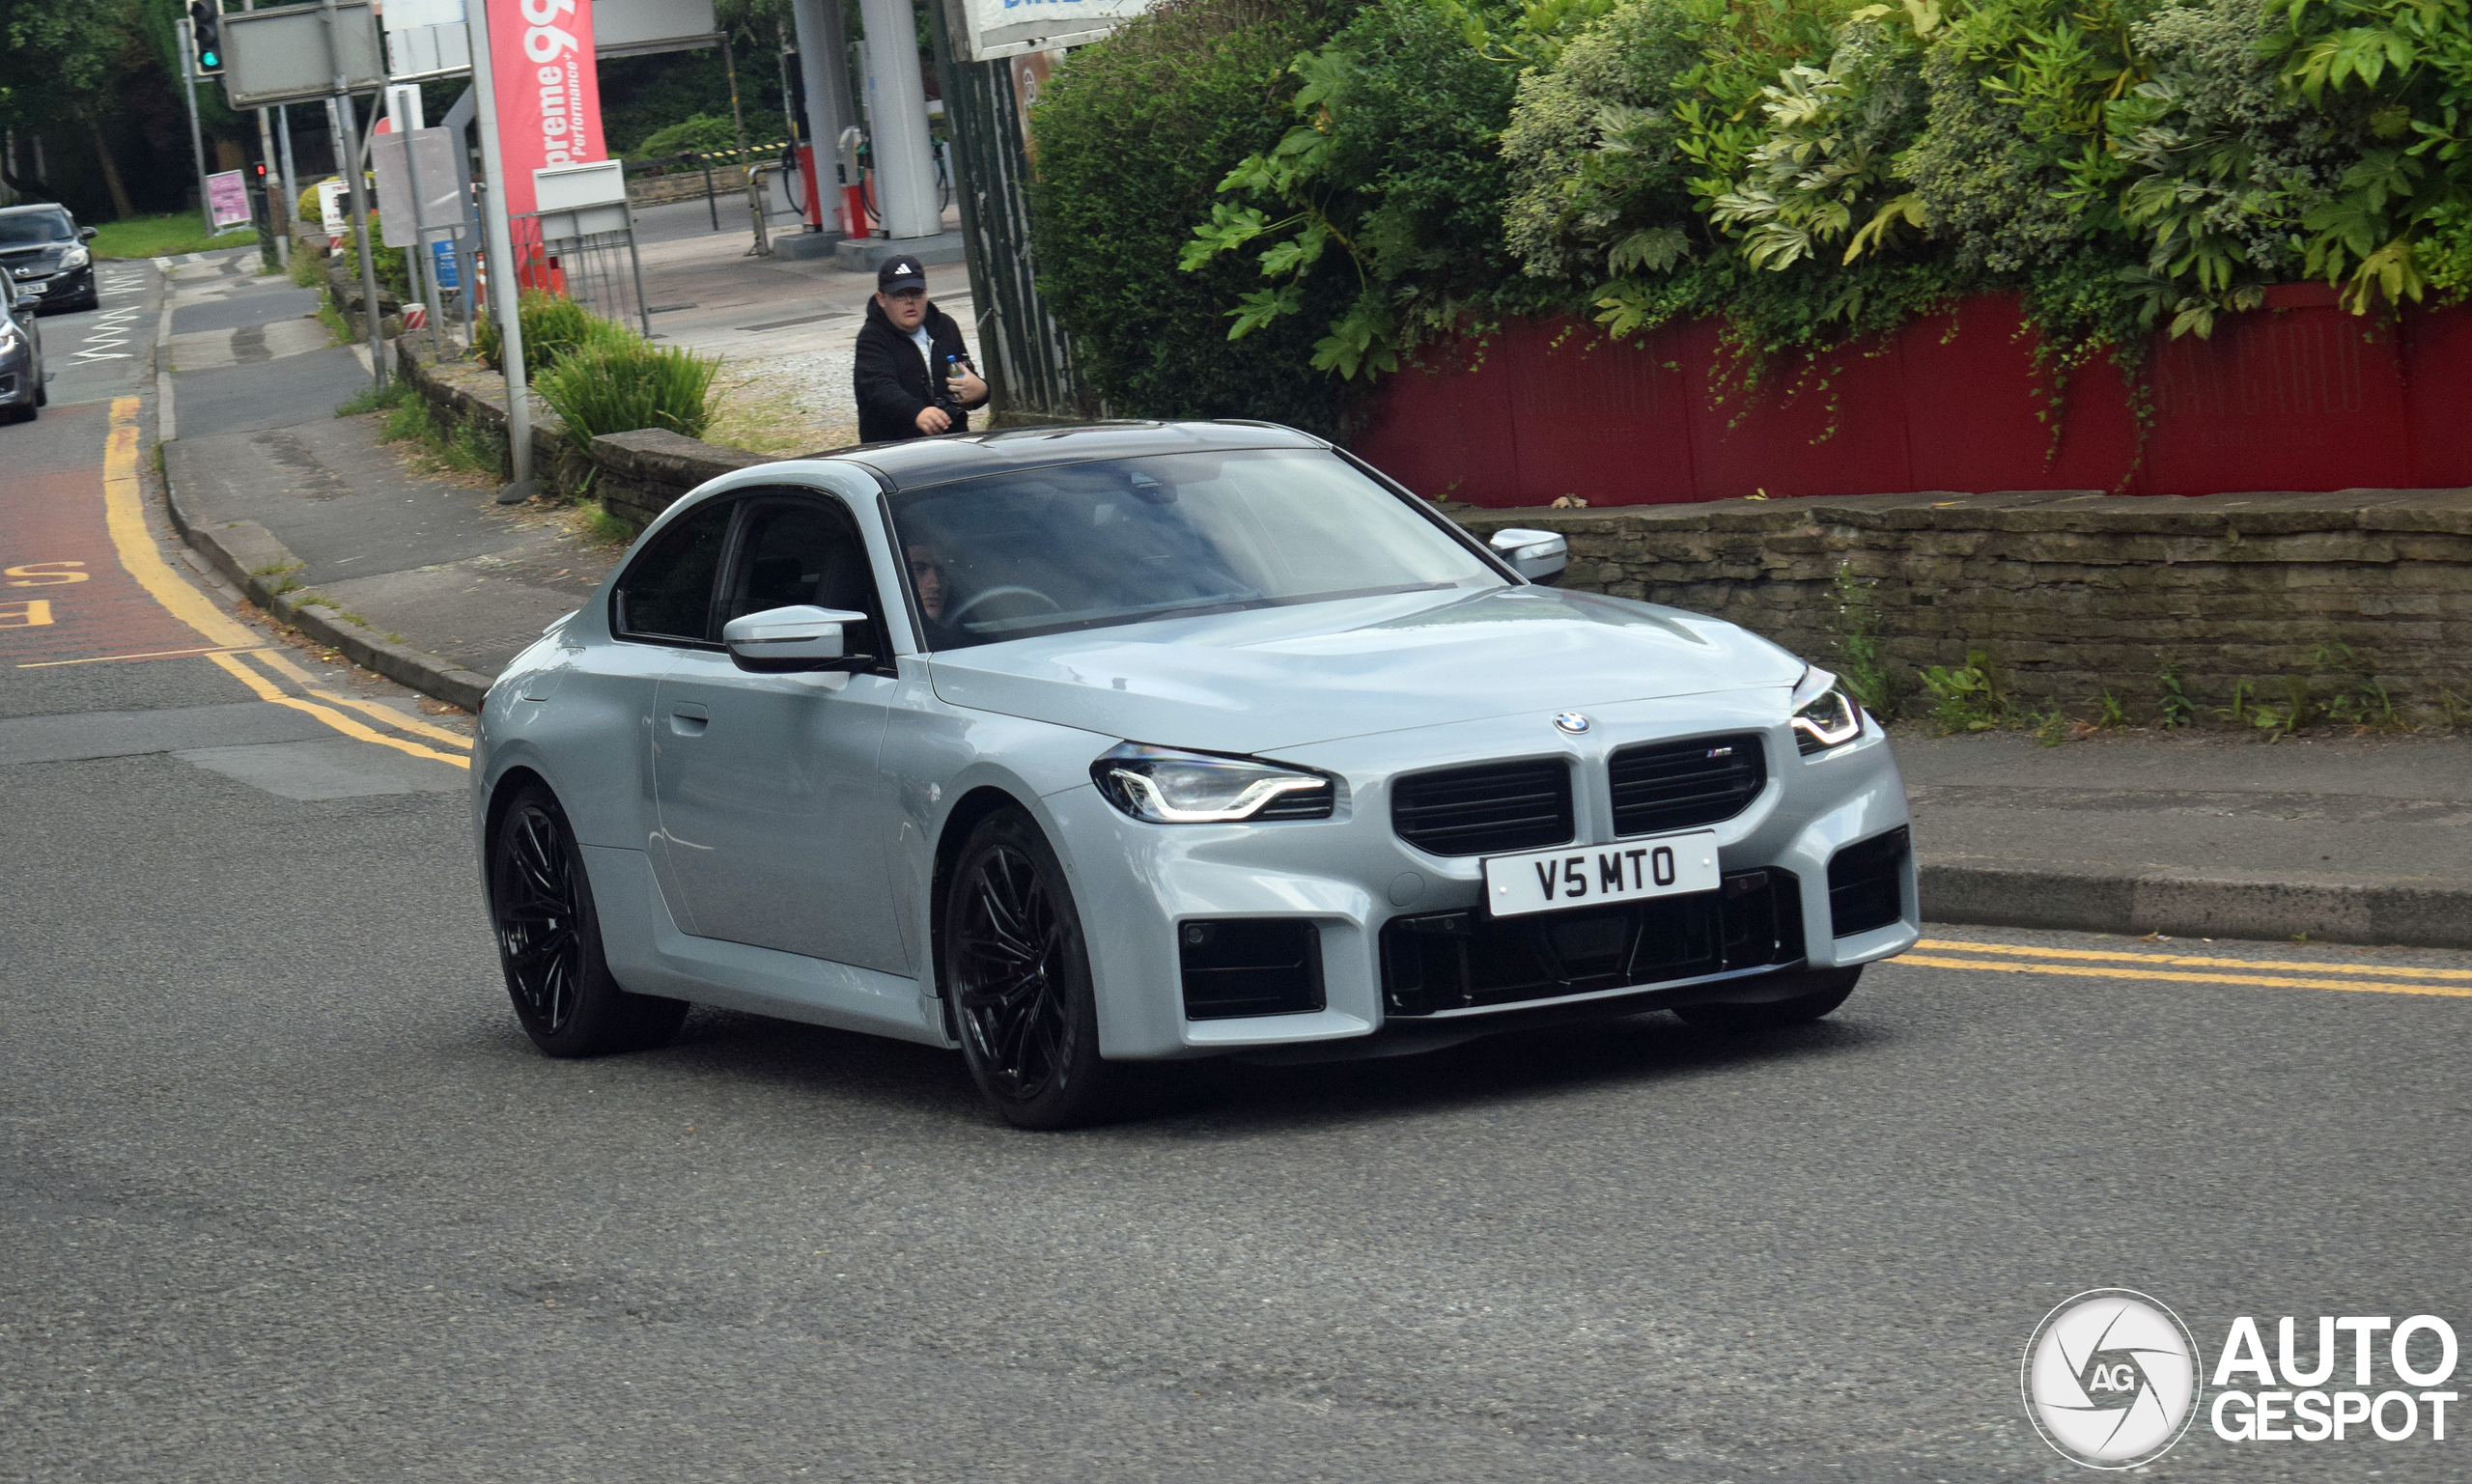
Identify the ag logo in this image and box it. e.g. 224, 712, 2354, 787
2023, 1289, 2201, 1469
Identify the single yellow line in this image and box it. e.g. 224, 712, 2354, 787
206, 650, 469, 770
99, 396, 259, 650
235, 647, 473, 748
1902, 954, 2472, 999
18, 644, 258, 668
1915, 938, 2472, 983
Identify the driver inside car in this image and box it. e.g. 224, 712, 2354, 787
906, 544, 956, 648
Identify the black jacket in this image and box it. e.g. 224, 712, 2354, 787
855, 296, 987, 443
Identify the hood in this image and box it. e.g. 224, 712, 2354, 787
0, 243, 63, 266
925, 586, 1808, 755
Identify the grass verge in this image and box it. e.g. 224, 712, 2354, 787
90, 212, 258, 260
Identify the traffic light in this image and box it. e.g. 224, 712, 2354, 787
188, 1, 223, 78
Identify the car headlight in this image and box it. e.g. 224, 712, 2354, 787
59, 246, 90, 269
1790, 666, 1864, 755
1091, 742, 1334, 823
0, 325, 18, 354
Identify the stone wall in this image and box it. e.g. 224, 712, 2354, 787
1458, 490, 2472, 722
389, 341, 2472, 721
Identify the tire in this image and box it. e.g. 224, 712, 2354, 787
1672, 966, 1860, 1032
942, 806, 1124, 1130
33, 373, 46, 406
488, 783, 688, 1057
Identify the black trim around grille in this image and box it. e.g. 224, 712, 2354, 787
1380, 868, 1805, 1016
1608, 732, 1766, 837
1827, 826, 1909, 938
1390, 759, 1574, 857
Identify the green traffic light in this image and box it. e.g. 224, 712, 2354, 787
201, 50, 218, 67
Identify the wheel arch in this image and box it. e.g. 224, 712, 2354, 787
926, 783, 1042, 1041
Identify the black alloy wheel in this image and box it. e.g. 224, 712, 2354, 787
1672, 966, 1861, 1031
944, 808, 1123, 1130
489, 783, 688, 1057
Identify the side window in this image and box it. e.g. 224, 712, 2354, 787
717, 494, 886, 661
613, 496, 736, 643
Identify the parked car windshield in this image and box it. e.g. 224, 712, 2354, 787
0, 210, 74, 246
887, 448, 1504, 649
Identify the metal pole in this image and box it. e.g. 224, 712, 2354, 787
241, 1, 288, 269
177, 18, 213, 237
723, 32, 762, 245
466, 0, 535, 499
627, 226, 651, 340
276, 105, 300, 242
389, 90, 446, 362
700, 152, 716, 232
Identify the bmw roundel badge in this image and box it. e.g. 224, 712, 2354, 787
1553, 713, 1590, 735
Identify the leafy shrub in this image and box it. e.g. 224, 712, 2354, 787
476, 290, 632, 378
1027, 0, 1356, 432
338, 217, 412, 303
534, 337, 720, 450
1179, 0, 1538, 379
628, 112, 789, 159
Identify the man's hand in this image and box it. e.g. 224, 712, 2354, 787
954, 366, 988, 405
914, 406, 953, 434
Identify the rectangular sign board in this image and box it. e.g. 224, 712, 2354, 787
372, 127, 466, 246
384, 0, 472, 82
205, 170, 254, 231
222, 1, 389, 108
954, 0, 1154, 61
592, 0, 718, 58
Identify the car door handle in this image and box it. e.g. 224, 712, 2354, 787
668, 704, 710, 736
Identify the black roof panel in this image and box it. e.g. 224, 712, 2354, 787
836, 420, 1329, 490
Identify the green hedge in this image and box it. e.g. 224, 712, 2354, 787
1047, 0, 2472, 432
1025, 0, 1361, 434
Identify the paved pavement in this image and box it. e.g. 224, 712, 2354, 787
5, 254, 2467, 1484
158, 251, 619, 683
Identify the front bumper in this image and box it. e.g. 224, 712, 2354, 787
1053, 688, 1918, 1060
0, 347, 31, 406
13, 264, 93, 309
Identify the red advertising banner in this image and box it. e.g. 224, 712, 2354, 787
486, 0, 605, 220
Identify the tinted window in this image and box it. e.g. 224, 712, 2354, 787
0, 211, 73, 247
614, 497, 734, 642
886, 449, 1502, 650
716, 497, 884, 658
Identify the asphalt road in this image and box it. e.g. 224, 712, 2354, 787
4, 264, 2467, 1483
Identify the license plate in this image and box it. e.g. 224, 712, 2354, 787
19, 281, 45, 294
1482, 832, 1721, 918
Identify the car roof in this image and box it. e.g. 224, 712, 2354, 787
0, 205, 72, 218
837, 420, 1330, 491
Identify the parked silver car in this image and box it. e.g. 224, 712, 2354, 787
473, 423, 1916, 1127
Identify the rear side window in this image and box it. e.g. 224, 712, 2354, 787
613, 497, 735, 642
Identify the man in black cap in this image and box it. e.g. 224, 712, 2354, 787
854, 256, 987, 442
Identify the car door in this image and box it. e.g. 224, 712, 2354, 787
650, 488, 909, 974
564, 490, 741, 865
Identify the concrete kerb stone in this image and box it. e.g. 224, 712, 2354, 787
1918, 862, 2472, 951
163, 505, 494, 714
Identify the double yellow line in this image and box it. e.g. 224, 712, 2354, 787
207, 647, 471, 769
99, 395, 471, 770
1904, 938, 2472, 999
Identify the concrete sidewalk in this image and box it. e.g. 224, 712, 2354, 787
1900, 730, 2472, 947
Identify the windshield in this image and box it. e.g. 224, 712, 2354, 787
887, 448, 1506, 649
0, 211, 73, 247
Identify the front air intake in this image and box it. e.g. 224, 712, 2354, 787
1608, 733, 1766, 837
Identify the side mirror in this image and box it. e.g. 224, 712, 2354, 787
720, 604, 872, 673
77, 227, 97, 241
1490, 527, 1568, 585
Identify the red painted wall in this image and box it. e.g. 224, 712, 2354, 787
1352, 290, 2470, 504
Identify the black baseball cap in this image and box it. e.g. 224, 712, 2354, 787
878, 257, 927, 294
